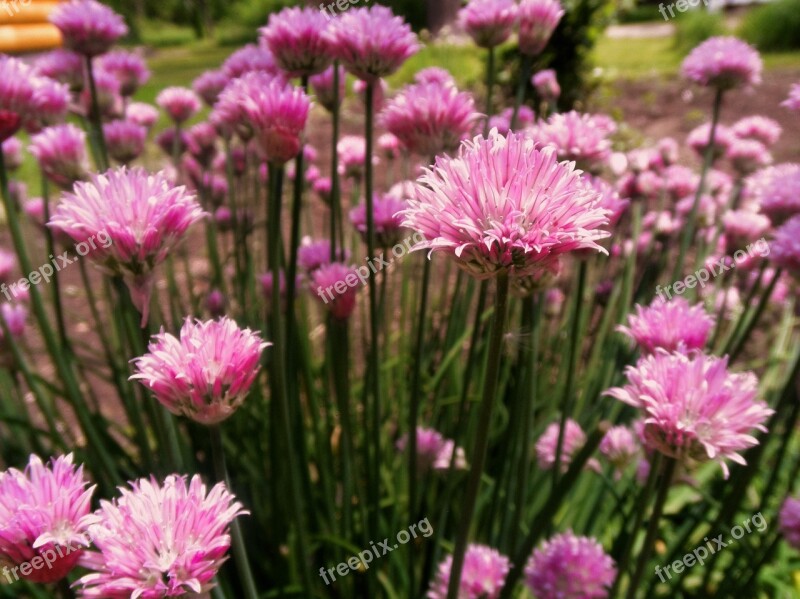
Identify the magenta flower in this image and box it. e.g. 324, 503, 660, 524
193, 69, 230, 107
536, 419, 587, 471
0, 302, 27, 354
2, 137, 21, 171
397, 427, 442, 467
131, 317, 268, 424
125, 102, 159, 129
79, 67, 122, 119
330, 6, 419, 82
535, 111, 615, 172
584, 174, 629, 227
97, 50, 149, 96
727, 138, 771, 176
222, 44, 279, 78
350, 194, 407, 247
532, 68, 561, 102
524, 531, 617, 599
337, 135, 372, 179
260, 7, 334, 77
605, 350, 773, 477
432, 440, 469, 471
428, 544, 510, 599
518, 0, 564, 56
310, 262, 361, 320
0, 249, 15, 284
103, 120, 147, 164
0, 454, 94, 583
399, 130, 610, 280
49, 167, 205, 323
26, 76, 71, 134
156, 86, 201, 124
687, 122, 734, 160
599, 425, 640, 475
354, 77, 388, 111
770, 215, 800, 277
459, 0, 518, 49
751, 163, 800, 225
618, 298, 714, 355
221, 72, 311, 165
0, 58, 42, 142
782, 83, 800, 111
310, 64, 347, 113
380, 80, 480, 156
722, 209, 770, 251
681, 36, 762, 90
76, 474, 247, 598
298, 238, 349, 273
50, 0, 128, 57
489, 106, 535, 134
186, 122, 218, 167
732, 115, 782, 147
35, 49, 84, 91
415, 67, 456, 88
780, 496, 800, 548
29, 124, 90, 189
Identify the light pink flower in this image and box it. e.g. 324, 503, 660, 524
131, 317, 269, 424
600, 425, 639, 474
782, 83, 800, 111
49, 167, 205, 324
532, 68, 561, 102
79, 67, 122, 119
459, 0, 518, 49
35, 49, 84, 91
103, 120, 147, 164
399, 130, 610, 280
732, 115, 782, 147
259, 6, 334, 77
330, 5, 419, 82
381, 80, 480, 156
337, 135, 372, 179
750, 163, 800, 225
0, 454, 94, 583
518, 0, 564, 56
192, 69, 230, 107
536, 419, 586, 471
222, 44, 279, 78
50, 0, 128, 57
97, 50, 149, 96
26, 76, 71, 133
618, 298, 714, 354
76, 475, 247, 598
687, 122, 734, 159
770, 215, 800, 277
156, 86, 201, 124
681, 36, 762, 90
125, 102, 159, 129
2, 137, 22, 171
0, 58, 42, 142
428, 544, 510, 599
780, 496, 800, 548
310, 262, 360, 320
605, 350, 773, 477
722, 209, 770, 251
350, 194, 407, 247
727, 138, 771, 175
534, 111, 615, 172
524, 531, 616, 599
298, 238, 349, 273
488, 105, 535, 134
414, 67, 456, 88
310, 64, 347, 112
29, 124, 89, 189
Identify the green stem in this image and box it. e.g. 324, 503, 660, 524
483, 46, 496, 136
330, 62, 342, 262
84, 55, 109, 171
446, 271, 511, 599
510, 55, 533, 131
209, 425, 259, 599
726, 268, 781, 362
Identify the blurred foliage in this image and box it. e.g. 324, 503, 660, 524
739, 0, 800, 52
615, 3, 663, 23
672, 9, 726, 53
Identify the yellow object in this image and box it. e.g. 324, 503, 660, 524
0, 0, 64, 53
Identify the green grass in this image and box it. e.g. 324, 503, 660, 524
387, 43, 485, 90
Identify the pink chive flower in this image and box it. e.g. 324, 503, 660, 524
310, 64, 347, 113
770, 215, 800, 277
79, 67, 122, 119
298, 238, 349, 273
222, 44, 279, 78
752, 163, 800, 225
379, 132, 403, 159
0, 249, 15, 284
722, 210, 770, 251
193, 69, 230, 107
131, 317, 269, 424
259, 7, 334, 77
50, 0, 128, 57
618, 298, 714, 355
35, 49, 84, 91
0, 58, 42, 142
459, 0, 518, 49
186, 122, 218, 167
732, 115, 782, 147
428, 544, 510, 599
330, 6, 419, 82
415, 67, 456, 88
488, 106, 536, 135
103, 120, 147, 164
224, 72, 311, 165
380, 80, 480, 156
76, 475, 247, 598
532, 68, 561, 102
535, 111, 616, 172
125, 102, 159, 129
782, 83, 800, 111
432, 440, 469, 471
584, 174, 629, 227
0, 302, 27, 358
727, 138, 772, 176
26, 77, 71, 133
353, 77, 388, 111
337, 135, 373, 179
682, 36, 762, 90
517, 0, 565, 56
2, 137, 22, 171
600, 425, 640, 475
524, 531, 617, 599
350, 194, 407, 247
49, 167, 205, 324
156, 86, 201, 124
396, 426, 446, 470
97, 50, 149, 96
310, 263, 360, 320
0, 454, 94, 583
29, 124, 90, 189
399, 130, 610, 280
605, 350, 773, 477
779, 496, 800, 548
687, 122, 734, 160
536, 419, 586, 471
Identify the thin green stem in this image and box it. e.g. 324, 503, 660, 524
483, 46, 497, 136
84, 55, 109, 171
